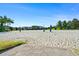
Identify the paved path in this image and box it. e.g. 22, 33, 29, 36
0, 44, 74, 56
0, 30, 79, 56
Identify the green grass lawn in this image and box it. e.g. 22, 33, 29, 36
0, 40, 26, 52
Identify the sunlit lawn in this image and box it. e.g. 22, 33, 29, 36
0, 40, 26, 52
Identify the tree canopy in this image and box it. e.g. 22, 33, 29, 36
54, 18, 79, 30
0, 16, 14, 32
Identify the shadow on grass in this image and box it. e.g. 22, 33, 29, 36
0, 43, 24, 54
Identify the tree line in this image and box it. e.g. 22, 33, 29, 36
10, 26, 45, 31
53, 18, 79, 30
0, 16, 79, 32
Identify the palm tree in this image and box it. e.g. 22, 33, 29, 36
0, 16, 14, 32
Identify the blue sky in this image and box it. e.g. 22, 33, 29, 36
0, 3, 79, 27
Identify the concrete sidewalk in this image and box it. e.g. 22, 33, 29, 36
0, 44, 74, 56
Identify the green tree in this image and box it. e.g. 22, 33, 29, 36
62, 20, 67, 29
56, 20, 62, 30
67, 21, 72, 29
0, 16, 14, 32
71, 18, 79, 29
